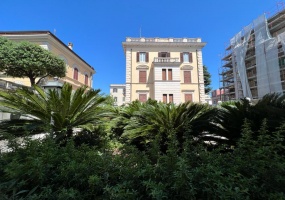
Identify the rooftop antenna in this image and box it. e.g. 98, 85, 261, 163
54, 29, 56, 35
139, 26, 142, 38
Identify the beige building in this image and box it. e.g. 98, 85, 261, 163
110, 84, 126, 106
122, 37, 206, 104
0, 31, 95, 89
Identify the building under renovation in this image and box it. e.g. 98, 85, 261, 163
220, 3, 285, 101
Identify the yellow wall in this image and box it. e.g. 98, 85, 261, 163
0, 33, 94, 90
129, 47, 201, 103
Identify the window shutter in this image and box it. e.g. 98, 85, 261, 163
163, 94, 167, 103
180, 53, 183, 62
139, 71, 146, 83
169, 94, 173, 103
85, 75, 88, 85
167, 52, 170, 57
74, 68, 78, 80
139, 94, 147, 102
184, 71, 191, 83
162, 69, 166, 80
137, 52, 139, 62
158, 52, 161, 57
146, 52, 149, 62
189, 52, 193, 63
168, 69, 172, 81
185, 94, 193, 102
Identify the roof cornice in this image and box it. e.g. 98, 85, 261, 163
0, 31, 95, 73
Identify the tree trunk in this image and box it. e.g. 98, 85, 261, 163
29, 76, 36, 86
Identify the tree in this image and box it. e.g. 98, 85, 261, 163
0, 83, 107, 142
203, 65, 212, 94
121, 101, 218, 152
0, 37, 66, 86
215, 93, 285, 146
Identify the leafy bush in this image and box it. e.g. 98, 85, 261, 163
1, 120, 285, 199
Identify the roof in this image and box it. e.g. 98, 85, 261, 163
122, 37, 207, 54
0, 31, 95, 72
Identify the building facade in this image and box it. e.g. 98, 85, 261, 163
0, 31, 95, 89
220, 7, 285, 101
122, 37, 206, 104
110, 84, 126, 106
211, 89, 225, 105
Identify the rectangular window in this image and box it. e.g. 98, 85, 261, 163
73, 68, 78, 80
181, 52, 193, 63
85, 75, 89, 85
139, 71, 147, 83
140, 52, 146, 62
159, 52, 170, 57
137, 52, 149, 62
139, 94, 147, 102
162, 69, 166, 80
168, 69, 172, 81
184, 71, 191, 83
183, 53, 189, 62
185, 94, 193, 102
163, 94, 167, 103
114, 97, 117, 102
169, 94, 173, 103
113, 88, 117, 93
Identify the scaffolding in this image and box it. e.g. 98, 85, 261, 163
221, 1, 285, 101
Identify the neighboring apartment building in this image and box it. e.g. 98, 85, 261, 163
122, 37, 206, 104
220, 6, 285, 101
0, 31, 95, 89
211, 89, 225, 105
110, 84, 126, 106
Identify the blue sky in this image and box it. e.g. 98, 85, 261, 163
0, 0, 282, 94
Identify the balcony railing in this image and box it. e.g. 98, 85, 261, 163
153, 57, 180, 63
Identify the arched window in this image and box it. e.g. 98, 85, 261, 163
85, 74, 89, 85
73, 68, 78, 80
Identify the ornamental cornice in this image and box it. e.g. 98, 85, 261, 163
181, 65, 194, 70
136, 65, 149, 69
153, 62, 181, 66
123, 42, 206, 49
136, 90, 149, 93
182, 90, 195, 92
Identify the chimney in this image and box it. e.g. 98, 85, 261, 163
68, 42, 73, 50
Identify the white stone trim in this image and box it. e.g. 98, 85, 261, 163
197, 49, 205, 103
125, 48, 132, 103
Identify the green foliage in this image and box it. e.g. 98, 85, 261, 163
109, 100, 218, 152
1, 120, 285, 199
217, 94, 285, 146
1, 90, 285, 199
203, 65, 212, 94
0, 37, 66, 85
0, 83, 107, 142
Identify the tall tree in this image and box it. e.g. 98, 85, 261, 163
0, 37, 66, 86
203, 65, 212, 94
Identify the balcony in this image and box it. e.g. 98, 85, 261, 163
153, 57, 180, 63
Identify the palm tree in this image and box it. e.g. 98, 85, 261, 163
0, 83, 107, 142
216, 94, 285, 146
121, 101, 218, 152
